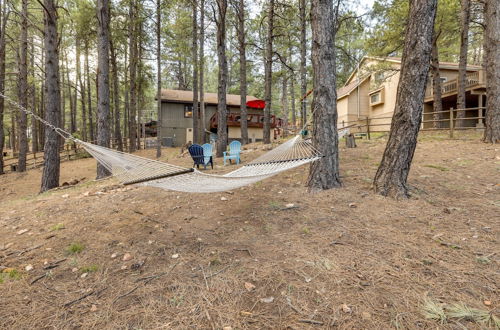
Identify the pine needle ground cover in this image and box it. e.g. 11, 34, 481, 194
0, 132, 497, 329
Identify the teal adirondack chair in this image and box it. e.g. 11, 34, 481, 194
202, 143, 214, 169
223, 141, 241, 165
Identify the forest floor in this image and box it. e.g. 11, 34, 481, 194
0, 131, 498, 329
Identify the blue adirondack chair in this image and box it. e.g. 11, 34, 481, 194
188, 144, 207, 169
201, 143, 214, 169
223, 141, 242, 165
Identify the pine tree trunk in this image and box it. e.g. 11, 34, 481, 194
96, 0, 111, 179
136, 19, 144, 150
128, 0, 138, 152
85, 41, 94, 142
123, 42, 129, 148
40, 0, 61, 192
299, 0, 307, 127
110, 43, 122, 152
215, 0, 228, 157
236, 0, 248, 144
0, 1, 6, 175
17, 0, 28, 172
456, 0, 470, 127
291, 74, 296, 129
192, 0, 199, 144
199, 0, 206, 143
483, 0, 500, 143
66, 55, 76, 134
263, 0, 274, 144
306, 0, 341, 192
431, 32, 443, 128
281, 70, 288, 136
76, 38, 87, 141
156, 0, 161, 157
31, 38, 38, 153
373, 0, 437, 198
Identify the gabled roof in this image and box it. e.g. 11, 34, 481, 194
161, 89, 262, 108
337, 74, 370, 99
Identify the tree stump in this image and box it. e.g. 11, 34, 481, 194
345, 134, 356, 148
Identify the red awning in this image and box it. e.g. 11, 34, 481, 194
246, 99, 265, 109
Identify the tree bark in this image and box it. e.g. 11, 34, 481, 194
299, 0, 307, 127
110, 39, 122, 151
215, 0, 228, 157
199, 0, 206, 143
85, 40, 94, 142
40, 0, 61, 192
17, 0, 29, 172
0, 0, 7, 175
263, 0, 275, 144
483, 0, 500, 143
234, 0, 248, 144
281, 69, 288, 136
431, 31, 443, 128
156, 0, 161, 157
30, 36, 38, 153
192, 0, 199, 144
306, 0, 341, 191
76, 38, 87, 141
290, 74, 296, 129
96, 0, 111, 179
373, 0, 437, 198
456, 0, 470, 127
128, 0, 138, 152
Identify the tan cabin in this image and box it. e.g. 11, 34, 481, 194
337, 57, 486, 132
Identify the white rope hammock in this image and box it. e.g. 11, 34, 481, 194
1, 92, 349, 193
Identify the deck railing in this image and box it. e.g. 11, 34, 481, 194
425, 70, 484, 98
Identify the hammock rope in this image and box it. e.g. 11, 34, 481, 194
1, 92, 349, 193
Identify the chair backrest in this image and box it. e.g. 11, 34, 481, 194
188, 144, 204, 164
229, 141, 241, 155
202, 143, 212, 165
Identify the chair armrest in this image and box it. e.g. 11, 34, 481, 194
223, 151, 228, 156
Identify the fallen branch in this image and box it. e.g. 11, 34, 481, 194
43, 258, 66, 270
30, 273, 47, 285
18, 244, 44, 256
64, 288, 106, 308
298, 319, 324, 325
206, 265, 231, 279
234, 248, 253, 257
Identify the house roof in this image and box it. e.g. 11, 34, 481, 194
161, 89, 262, 108
337, 74, 370, 99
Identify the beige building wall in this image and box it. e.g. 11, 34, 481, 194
228, 127, 263, 142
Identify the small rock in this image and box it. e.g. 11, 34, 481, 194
484, 300, 492, 306
90, 305, 98, 312
285, 203, 295, 208
171, 253, 179, 259
221, 197, 228, 201
148, 240, 153, 245
472, 234, 479, 239
348, 203, 357, 208
111, 253, 118, 259
25, 264, 33, 271
223, 327, 233, 330
81, 272, 88, 278
83, 191, 90, 197
120, 265, 127, 270
61, 194, 69, 199
341, 303, 352, 314
16, 229, 28, 235
244, 282, 256, 292
361, 312, 371, 319
122, 253, 133, 261
72, 267, 78, 273
260, 296, 274, 303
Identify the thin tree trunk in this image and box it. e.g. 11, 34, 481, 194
281, 70, 288, 136
128, 0, 137, 152
263, 0, 274, 144
483, 0, 500, 143
192, 0, 199, 144
123, 40, 129, 148
156, 0, 161, 157
456, 0, 471, 127
110, 41, 123, 152
17, 0, 28, 172
65, 53, 76, 134
85, 40, 94, 142
299, 0, 307, 127
31, 36, 38, 153
136, 18, 143, 150
76, 38, 86, 141
306, 0, 341, 191
215, 0, 228, 157
431, 32, 443, 128
234, 0, 247, 144
0, 0, 7, 175
96, 0, 111, 179
40, 0, 61, 192
373, 0, 437, 198
199, 0, 206, 143
11, 112, 16, 153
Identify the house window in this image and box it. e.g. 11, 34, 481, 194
440, 77, 448, 83
184, 105, 193, 118
370, 93, 380, 104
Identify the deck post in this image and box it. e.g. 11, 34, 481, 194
477, 95, 484, 128
366, 117, 370, 140
449, 107, 454, 138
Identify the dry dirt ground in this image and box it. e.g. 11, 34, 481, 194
0, 132, 498, 329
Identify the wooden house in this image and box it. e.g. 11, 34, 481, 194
159, 89, 281, 147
